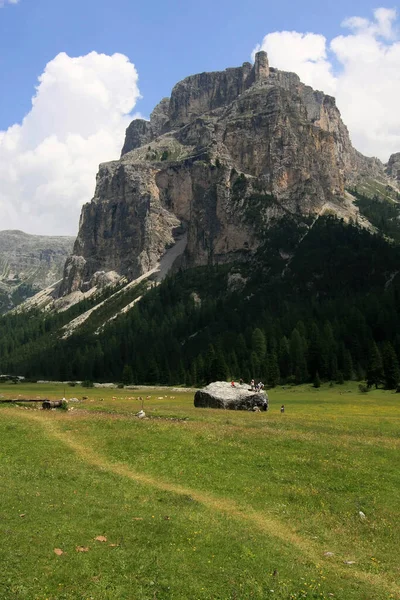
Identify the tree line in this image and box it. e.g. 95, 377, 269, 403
1, 216, 400, 390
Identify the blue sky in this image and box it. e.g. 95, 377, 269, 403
0, 0, 384, 130
1, 0, 399, 234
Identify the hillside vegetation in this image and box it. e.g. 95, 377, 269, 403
1, 216, 400, 391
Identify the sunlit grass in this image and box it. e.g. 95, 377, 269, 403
0, 382, 399, 599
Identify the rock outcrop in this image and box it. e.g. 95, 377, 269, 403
121, 98, 171, 156
0, 230, 74, 313
387, 153, 400, 182
59, 51, 393, 297
194, 381, 268, 410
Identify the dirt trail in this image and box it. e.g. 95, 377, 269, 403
6, 407, 400, 598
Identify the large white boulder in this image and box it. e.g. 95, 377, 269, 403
194, 382, 268, 410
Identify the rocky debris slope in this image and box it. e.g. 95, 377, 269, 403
58, 51, 399, 298
194, 381, 268, 410
0, 230, 74, 312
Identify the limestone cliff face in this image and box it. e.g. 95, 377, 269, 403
387, 153, 400, 182
0, 230, 74, 312
120, 98, 171, 156
59, 52, 390, 296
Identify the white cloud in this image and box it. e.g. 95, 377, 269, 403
0, 52, 140, 235
253, 7, 400, 161
0, 0, 19, 7
343, 8, 397, 40
253, 31, 337, 96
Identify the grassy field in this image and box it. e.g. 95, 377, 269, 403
0, 382, 399, 600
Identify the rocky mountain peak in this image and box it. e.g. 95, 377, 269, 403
253, 50, 270, 81
121, 51, 273, 157
57, 53, 393, 301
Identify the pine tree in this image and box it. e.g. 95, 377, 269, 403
330, 355, 338, 382
366, 342, 384, 389
190, 361, 198, 387
278, 336, 291, 380
209, 351, 228, 382
313, 371, 321, 388
229, 350, 239, 379
382, 341, 400, 389
196, 354, 205, 384
290, 328, 308, 383
250, 351, 260, 380
242, 367, 251, 384
204, 344, 216, 383
308, 323, 325, 379
342, 348, 354, 381
267, 351, 280, 387
324, 321, 337, 380
147, 359, 160, 385
235, 334, 247, 361
158, 358, 170, 384
177, 361, 186, 385
252, 328, 266, 361
122, 364, 134, 385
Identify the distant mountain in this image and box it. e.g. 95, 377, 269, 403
0, 230, 74, 313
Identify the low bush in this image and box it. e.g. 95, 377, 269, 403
82, 380, 94, 388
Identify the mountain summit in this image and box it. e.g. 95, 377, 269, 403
57, 51, 398, 301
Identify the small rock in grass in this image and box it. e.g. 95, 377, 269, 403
359, 511, 366, 519
344, 560, 356, 565
324, 552, 334, 557
76, 546, 89, 552
54, 548, 64, 556
95, 536, 107, 542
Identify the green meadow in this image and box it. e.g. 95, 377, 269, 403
0, 382, 399, 600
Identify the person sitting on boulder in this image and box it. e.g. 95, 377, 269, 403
250, 379, 255, 390
231, 380, 235, 387
239, 378, 244, 385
